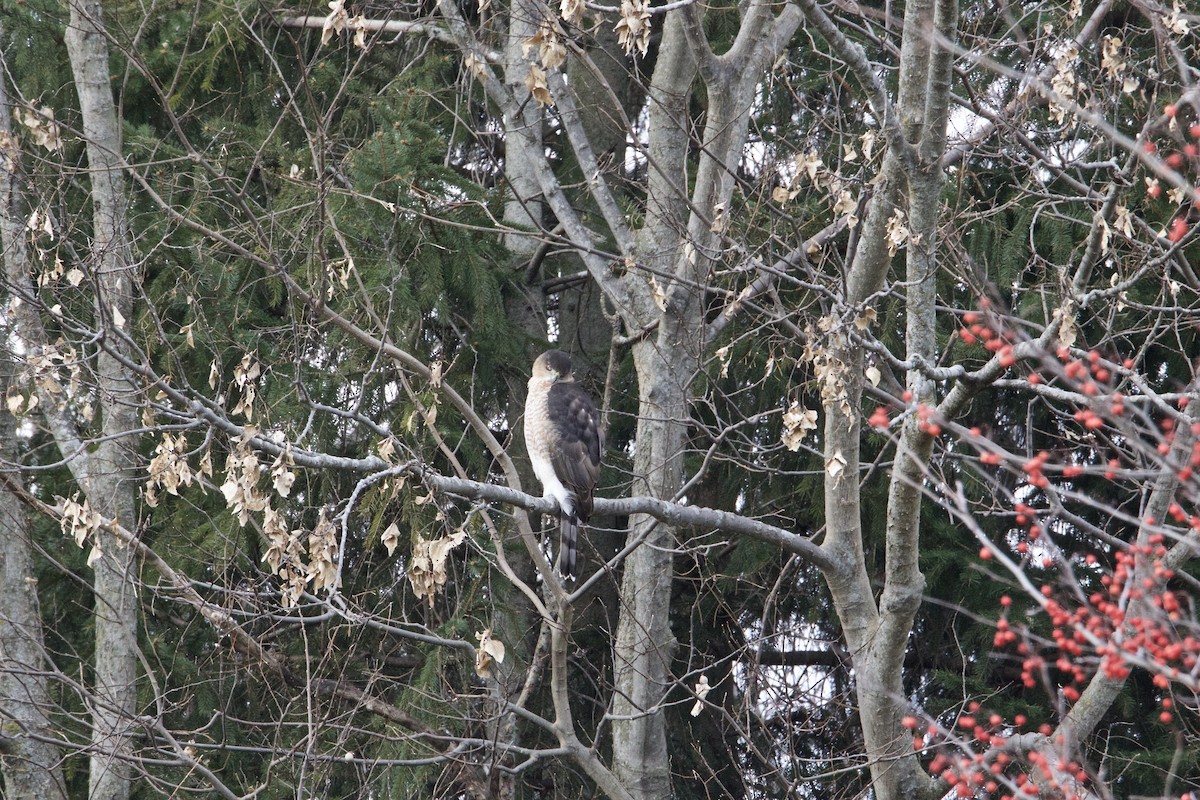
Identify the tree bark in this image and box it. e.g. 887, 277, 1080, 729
610, 343, 688, 799
0, 31, 71, 800
814, 0, 957, 794
607, 13, 695, 795
486, 3, 552, 796
610, 6, 802, 793
0, 365, 69, 800
64, 3, 141, 798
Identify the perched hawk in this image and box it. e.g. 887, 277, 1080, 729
524, 349, 603, 578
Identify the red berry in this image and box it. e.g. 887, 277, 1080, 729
1169, 217, 1189, 243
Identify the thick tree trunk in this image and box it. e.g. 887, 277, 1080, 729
0, 33, 71, 800
816, 0, 956, 793
611, 342, 691, 799
64, 3, 141, 798
610, 8, 801, 794
0, 368, 69, 800
484, 3, 550, 796
607, 14, 695, 796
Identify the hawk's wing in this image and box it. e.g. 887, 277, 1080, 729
547, 380, 603, 520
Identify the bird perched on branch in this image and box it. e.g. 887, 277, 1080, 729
524, 349, 603, 579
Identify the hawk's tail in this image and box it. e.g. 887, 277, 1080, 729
558, 516, 579, 580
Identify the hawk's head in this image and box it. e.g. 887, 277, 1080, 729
531, 349, 575, 383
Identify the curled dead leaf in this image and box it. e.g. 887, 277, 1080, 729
381, 522, 400, 557
781, 402, 818, 451
320, 0, 350, 46
475, 628, 507, 678
523, 22, 567, 70
690, 674, 711, 717
614, 0, 651, 56
825, 450, 848, 480
464, 52, 490, 82
408, 528, 467, 606
525, 64, 553, 106
649, 276, 668, 312
16, 106, 61, 152
560, 0, 585, 26
351, 15, 368, 49
885, 208, 909, 257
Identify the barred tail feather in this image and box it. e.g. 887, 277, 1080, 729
559, 516, 579, 580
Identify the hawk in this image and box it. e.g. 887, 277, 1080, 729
524, 349, 603, 578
